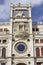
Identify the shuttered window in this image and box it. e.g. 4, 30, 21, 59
40, 39, 43, 43
41, 47, 43, 56
0, 28, 3, 32
36, 48, 40, 57
37, 63, 41, 65
35, 39, 39, 43
4, 28, 9, 32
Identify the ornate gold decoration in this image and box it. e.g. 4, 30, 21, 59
15, 32, 29, 39
14, 42, 27, 53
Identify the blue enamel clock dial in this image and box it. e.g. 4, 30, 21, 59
15, 42, 27, 53
17, 44, 25, 51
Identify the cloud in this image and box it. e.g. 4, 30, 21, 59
32, 16, 43, 22
30, 0, 43, 6
38, 16, 43, 21
0, 0, 43, 22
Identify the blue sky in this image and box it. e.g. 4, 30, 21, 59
0, 0, 43, 22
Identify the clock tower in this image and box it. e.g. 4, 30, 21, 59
10, 3, 34, 65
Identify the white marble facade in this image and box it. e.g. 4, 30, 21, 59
0, 3, 43, 65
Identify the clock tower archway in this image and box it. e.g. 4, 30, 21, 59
16, 63, 26, 65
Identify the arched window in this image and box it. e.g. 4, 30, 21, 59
17, 63, 26, 65
2, 48, 6, 58
36, 47, 40, 57
41, 47, 43, 56
37, 63, 41, 65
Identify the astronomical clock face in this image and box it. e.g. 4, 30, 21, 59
14, 42, 27, 54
